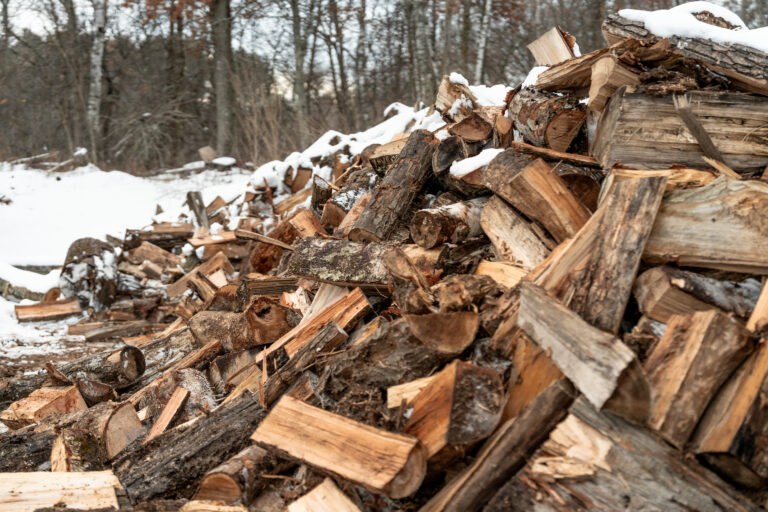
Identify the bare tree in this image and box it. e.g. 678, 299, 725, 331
212, 0, 233, 156
87, 0, 107, 158
474, 0, 492, 83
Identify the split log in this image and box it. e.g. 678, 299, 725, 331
14, 298, 81, 322
387, 376, 437, 409
247, 213, 300, 273
499, 397, 758, 512
382, 248, 435, 315
288, 478, 361, 512
334, 193, 371, 238
507, 88, 586, 152
187, 191, 210, 229
517, 283, 650, 422
485, 157, 590, 242
114, 392, 268, 503
535, 171, 667, 332
593, 88, 768, 172
403, 361, 504, 466
435, 75, 478, 122
527, 26, 576, 66
195, 445, 277, 505
634, 266, 760, 323
588, 55, 639, 112
0, 470, 123, 512
234, 276, 299, 311
224, 289, 369, 401
602, 12, 768, 96
167, 252, 234, 297
473, 261, 527, 289
691, 337, 768, 487
410, 197, 487, 249
748, 283, 768, 333
1, 386, 87, 430
320, 168, 378, 227
143, 387, 189, 444
419, 380, 573, 512
52, 345, 146, 389
51, 401, 144, 470
322, 313, 478, 388
645, 177, 768, 273
208, 348, 262, 394
125, 222, 194, 250
645, 310, 752, 449
50, 428, 105, 472
534, 39, 638, 92
289, 208, 327, 238
480, 196, 550, 270
448, 111, 492, 142
310, 175, 333, 218
349, 130, 438, 242
251, 395, 426, 498
432, 135, 480, 176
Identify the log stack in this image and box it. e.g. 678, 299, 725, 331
3, 4, 768, 511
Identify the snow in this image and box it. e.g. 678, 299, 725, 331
73, 147, 87, 157
469, 84, 512, 107
212, 156, 236, 166
0, 262, 60, 293
448, 95, 474, 118
0, 296, 84, 359
620, 2, 768, 53
449, 72, 470, 87
450, 148, 505, 177
250, 102, 445, 196
522, 66, 549, 88
0, 162, 251, 266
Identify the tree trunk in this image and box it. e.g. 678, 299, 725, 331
212, 0, 232, 156
86, 0, 106, 159
473, 0, 492, 84
290, 0, 309, 149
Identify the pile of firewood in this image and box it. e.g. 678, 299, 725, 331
3, 6, 768, 512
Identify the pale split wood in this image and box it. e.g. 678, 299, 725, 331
0, 470, 122, 512
288, 478, 361, 512
251, 395, 426, 498
143, 387, 189, 444
387, 375, 438, 409
527, 26, 576, 66
480, 196, 550, 270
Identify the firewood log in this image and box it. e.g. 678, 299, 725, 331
420, 380, 573, 512
485, 157, 590, 242
349, 130, 438, 242
517, 283, 650, 423
644, 177, 768, 274
645, 310, 752, 449
287, 478, 361, 512
194, 445, 277, 505
320, 168, 378, 228
410, 197, 487, 249
1, 386, 87, 430
494, 398, 759, 511
251, 395, 426, 498
480, 196, 550, 269
0, 470, 124, 512
507, 88, 586, 152
634, 266, 760, 323
403, 361, 504, 466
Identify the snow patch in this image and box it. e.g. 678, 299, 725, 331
0, 262, 59, 293
522, 66, 549, 88
450, 148, 505, 177
449, 72, 470, 86
212, 156, 236, 166
469, 84, 512, 107
620, 2, 768, 53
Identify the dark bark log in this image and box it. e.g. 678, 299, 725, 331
349, 130, 438, 242
602, 13, 768, 96
508, 88, 586, 152
114, 392, 267, 503
320, 167, 378, 227
410, 197, 487, 249
420, 380, 574, 512
499, 397, 759, 511
286, 237, 389, 289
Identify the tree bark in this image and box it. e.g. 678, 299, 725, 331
349, 130, 438, 242
86, 0, 107, 159
114, 392, 267, 503
212, 0, 232, 155
473, 0, 492, 84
